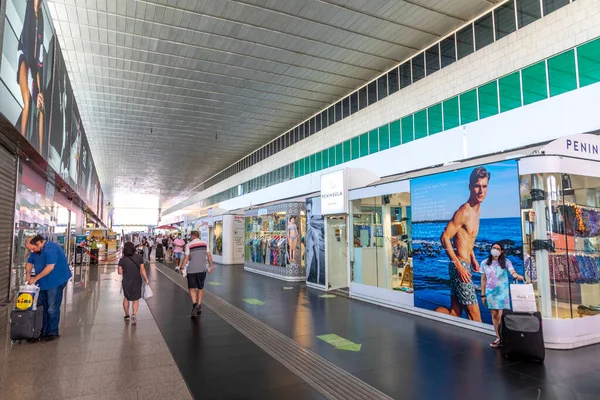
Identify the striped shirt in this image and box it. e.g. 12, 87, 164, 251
185, 238, 209, 273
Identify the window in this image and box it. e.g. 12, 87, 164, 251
428, 104, 443, 135
474, 13, 494, 51
388, 68, 400, 94
426, 44, 440, 75
379, 124, 390, 151
315, 152, 322, 171
310, 117, 316, 136
443, 96, 460, 130
440, 35, 456, 68
293, 127, 300, 144
321, 149, 329, 169
495, 1, 516, 40
358, 86, 367, 109
336, 143, 343, 165
368, 129, 378, 154
478, 81, 499, 119
459, 89, 478, 124
359, 133, 369, 157
368, 81, 377, 105
328, 106, 335, 126
390, 120, 401, 147
400, 62, 411, 88
401, 116, 414, 144
304, 121, 311, 137
342, 97, 350, 118
499, 72, 522, 112
342, 140, 351, 162
517, 0, 541, 29
377, 75, 388, 100
309, 155, 316, 173
414, 110, 428, 140
542, 0, 570, 16
329, 146, 336, 167
321, 110, 328, 129
350, 92, 359, 114
412, 53, 425, 82
334, 101, 342, 122
457, 24, 474, 60
577, 38, 600, 87
351, 136, 360, 160
522, 61, 548, 105
548, 50, 577, 97
315, 114, 322, 133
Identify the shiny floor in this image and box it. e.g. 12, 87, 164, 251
1, 255, 599, 400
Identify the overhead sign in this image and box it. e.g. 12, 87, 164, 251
320, 169, 348, 215
539, 134, 600, 162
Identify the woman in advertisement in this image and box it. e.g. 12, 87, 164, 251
287, 216, 299, 265
481, 242, 524, 348
17, 0, 45, 151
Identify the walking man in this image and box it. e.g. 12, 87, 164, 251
173, 234, 185, 272
25, 235, 72, 341
180, 231, 214, 316
438, 166, 491, 322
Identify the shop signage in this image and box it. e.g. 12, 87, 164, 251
257, 208, 269, 216
321, 169, 347, 215
539, 134, 600, 162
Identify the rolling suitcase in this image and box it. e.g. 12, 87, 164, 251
155, 243, 164, 261
501, 309, 545, 362
10, 306, 44, 343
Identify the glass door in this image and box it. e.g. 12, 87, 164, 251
326, 217, 348, 290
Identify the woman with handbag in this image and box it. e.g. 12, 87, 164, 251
118, 242, 149, 325
480, 242, 524, 348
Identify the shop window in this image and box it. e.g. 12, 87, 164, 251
414, 110, 428, 140
351, 192, 413, 291
478, 81, 499, 119
399, 61, 411, 88
358, 86, 367, 110
542, 0, 570, 15
522, 61, 548, 105
428, 103, 443, 135
425, 44, 440, 76
517, 0, 541, 29
499, 72, 522, 112
548, 50, 577, 97
321, 149, 329, 169
456, 24, 474, 60
388, 68, 399, 95
329, 146, 337, 167
351, 136, 360, 160
379, 124, 390, 151
519, 172, 600, 319
342, 140, 351, 163
577, 38, 600, 87
358, 133, 369, 157
315, 152, 322, 171
335, 101, 342, 123
369, 129, 379, 154
495, 1, 516, 40
412, 53, 425, 82
440, 35, 456, 68
390, 120, 401, 148
459, 89, 479, 124
401, 116, 414, 144
350, 92, 359, 114
342, 97, 350, 118
328, 106, 335, 126
443, 96, 460, 130
378, 75, 388, 100
474, 13, 494, 51
368, 81, 377, 105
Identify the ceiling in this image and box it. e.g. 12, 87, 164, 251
46, 0, 499, 207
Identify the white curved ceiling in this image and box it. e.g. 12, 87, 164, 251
46, 0, 499, 205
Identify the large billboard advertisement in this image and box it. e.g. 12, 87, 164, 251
47, 42, 70, 181
411, 160, 524, 325
0, 0, 55, 155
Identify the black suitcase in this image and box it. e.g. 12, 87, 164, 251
155, 243, 164, 260
501, 309, 545, 362
10, 306, 44, 342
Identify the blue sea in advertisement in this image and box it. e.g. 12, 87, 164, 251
413, 217, 524, 325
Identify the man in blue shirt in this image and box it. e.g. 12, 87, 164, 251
25, 235, 72, 341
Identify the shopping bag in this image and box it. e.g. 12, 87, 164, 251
510, 282, 537, 312
182, 262, 188, 278
142, 282, 153, 299
15, 285, 40, 311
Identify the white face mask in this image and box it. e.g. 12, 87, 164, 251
491, 248, 501, 257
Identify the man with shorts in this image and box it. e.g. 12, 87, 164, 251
438, 167, 490, 322
173, 234, 185, 271
180, 231, 214, 316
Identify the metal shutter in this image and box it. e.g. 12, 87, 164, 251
0, 145, 17, 306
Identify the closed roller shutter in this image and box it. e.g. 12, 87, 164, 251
0, 145, 17, 306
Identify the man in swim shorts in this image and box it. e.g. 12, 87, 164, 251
438, 167, 491, 322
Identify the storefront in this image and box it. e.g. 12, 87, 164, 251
211, 214, 245, 265
244, 202, 306, 281
306, 134, 600, 349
